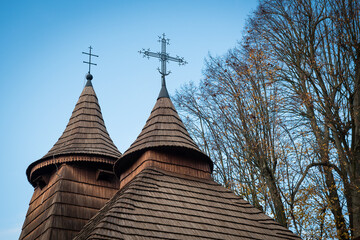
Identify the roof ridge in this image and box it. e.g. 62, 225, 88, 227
145, 113, 183, 123
54, 131, 115, 143
137, 127, 191, 139
132, 134, 197, 146
74, 100, 101, 108
150, 106, 178, 113
62, 119, 109, 130
140, 121, 189, 133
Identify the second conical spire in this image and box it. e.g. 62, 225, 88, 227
114, 91, 212, 177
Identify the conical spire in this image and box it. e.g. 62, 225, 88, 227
114, 91, 212, 177
26, 79, 121, 184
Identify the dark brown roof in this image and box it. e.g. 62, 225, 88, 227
114, 95, 212, 176
74, 167, 300, 240
26, 80, 121, 183
20, 164, 119, 240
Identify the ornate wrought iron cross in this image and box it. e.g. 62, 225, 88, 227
139, 33, 187, 85
82, 46, 99, 74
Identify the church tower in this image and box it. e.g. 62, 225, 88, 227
74, 35, 300, 240
20, 47, 121, 240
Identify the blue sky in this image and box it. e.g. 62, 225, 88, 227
0, 1, 258, 239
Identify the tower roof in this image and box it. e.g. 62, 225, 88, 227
114, 88, 212, 177
26, 79, 121, 184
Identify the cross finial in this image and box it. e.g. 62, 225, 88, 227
139, 34, 187, 98
82, 46, 99, 80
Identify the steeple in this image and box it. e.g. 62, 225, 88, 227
114, 35, 211, 182
26, 55, 120, 185
114, 96, 212, 178
20, 48, 121, 240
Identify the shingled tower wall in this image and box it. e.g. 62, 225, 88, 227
20, 78, 121, 240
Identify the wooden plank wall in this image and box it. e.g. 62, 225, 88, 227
20, 163, 119, 240
119, 149, 211, 189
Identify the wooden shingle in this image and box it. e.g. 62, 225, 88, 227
114, 96, 212, 177
75, 167, 300, 240
26, 80, 121, 185
20, 79, 121, 240
76, 90, 300, 239
20, 164, 119, 240
41, 82, 120, 159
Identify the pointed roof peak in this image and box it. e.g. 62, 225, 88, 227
41, 83, 121, 160
114, 94, 212, 177
157, 76, 170, 99
27, 78, 121, 185
85, 79, 93, 87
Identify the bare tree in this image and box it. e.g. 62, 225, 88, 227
174, 37, 319, 233
248, 0, 360, 238
174, 0, 360, 239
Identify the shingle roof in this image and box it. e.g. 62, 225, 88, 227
114, 94, 212, 177
74, 167, 300, 240
73, 78, 299, 239
26, 79, 121, 184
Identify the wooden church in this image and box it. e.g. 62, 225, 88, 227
20, 38, 300, 239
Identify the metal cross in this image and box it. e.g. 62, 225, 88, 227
82, 46, 99, 73
139, 33, 187, 82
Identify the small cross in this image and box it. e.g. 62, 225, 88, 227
139, 33, 187, 82
82, 46, 99, 74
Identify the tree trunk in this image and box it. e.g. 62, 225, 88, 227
351, 47, 360, 239
322, 167, 349, 240
261, 161, 287, 227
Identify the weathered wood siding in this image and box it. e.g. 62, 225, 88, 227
120, 150, 211, 188
20, 163, 119, 240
